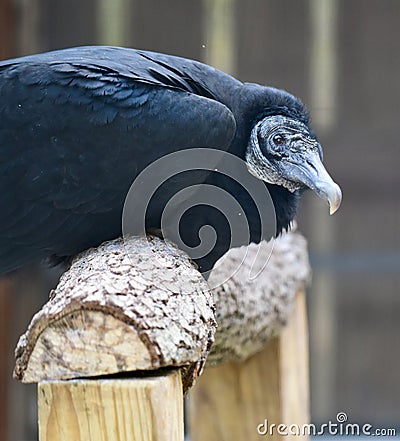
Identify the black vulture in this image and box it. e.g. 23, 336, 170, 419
0, 46, 341, 276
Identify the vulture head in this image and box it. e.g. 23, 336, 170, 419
246, 114, 342, 216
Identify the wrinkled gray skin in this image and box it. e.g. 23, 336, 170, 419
246, 115, 342, 215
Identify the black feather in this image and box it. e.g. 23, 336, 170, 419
0, 46, 310, 275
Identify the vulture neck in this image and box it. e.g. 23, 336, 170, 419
266, 184, 300, 235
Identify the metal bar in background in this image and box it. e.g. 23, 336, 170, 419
96, 0, 132, 46
202, 0, 237, 75
310, 252, 400, 273
308, 0, 339, 423
15, 0, 40, 55
309, 0, 338, 130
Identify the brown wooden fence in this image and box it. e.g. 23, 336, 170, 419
1, 2, 400, 440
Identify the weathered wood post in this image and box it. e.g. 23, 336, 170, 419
187, 231, 311, 441
37, 373, 183, 441
188, 292, 309, 441
14, 230, 310, 441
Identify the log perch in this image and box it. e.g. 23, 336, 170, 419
14, 229, 311, 441
208, 229, 310, 365
14, 235, 216, 392
15, 230, 309, 388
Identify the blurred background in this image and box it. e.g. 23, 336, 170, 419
0, 0, 399, 439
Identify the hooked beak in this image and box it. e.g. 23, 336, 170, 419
288, 152, 342, 215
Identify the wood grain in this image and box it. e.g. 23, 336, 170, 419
188, 290, 310, 441
38, 371, 184, 441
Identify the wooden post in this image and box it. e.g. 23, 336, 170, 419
38, 371, 184, 441
188, 290, 309, 441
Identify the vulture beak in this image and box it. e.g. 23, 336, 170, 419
290, 151, 342, 214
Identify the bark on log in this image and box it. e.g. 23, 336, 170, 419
14, 236, 216, 392
14, 230, 310, 391
208, 229, 310, 364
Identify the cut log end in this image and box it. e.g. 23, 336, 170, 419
14, 236, 216, 392
17, 310, 152, 383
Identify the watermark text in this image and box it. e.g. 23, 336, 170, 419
257, 412, 397, 437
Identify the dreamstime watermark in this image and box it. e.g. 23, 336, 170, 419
257, 412, 397, 437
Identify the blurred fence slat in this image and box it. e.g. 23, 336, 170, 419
39, 0, 97, 51
0, 280, 13, 441
0, 0, 14, 59
130, 0, 203, 59
0, 3, 15, 440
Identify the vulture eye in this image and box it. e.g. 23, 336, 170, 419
272, 134, 286, 146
